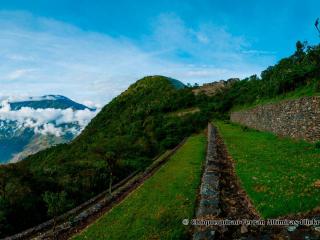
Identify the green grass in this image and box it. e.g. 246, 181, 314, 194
73, 134, 206, 240
231, 84, 320, 112
215, 121, 320, 218
167, 107, 200, 117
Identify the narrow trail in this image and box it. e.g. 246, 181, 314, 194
193, 123, 320, 240
4, 139, 186, 240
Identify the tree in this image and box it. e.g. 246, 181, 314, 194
43, 191, 73, 239
0, 170, 8, 200
294, 41, 306, 62
105, 151, 117, 196
92, 146, 118, 196
0, 197, 9, 236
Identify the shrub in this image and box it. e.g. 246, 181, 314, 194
241, 125, 249, 132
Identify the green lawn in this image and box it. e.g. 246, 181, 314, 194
215, 121, 320, 218
73, 134, 206, 240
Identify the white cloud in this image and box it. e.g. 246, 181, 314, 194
0, 98, 98, 137
6, 68, 36, 80
0, 11, 276, 105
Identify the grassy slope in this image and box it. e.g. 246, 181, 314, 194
74, 134, 206, 240
215, 121, 320, 218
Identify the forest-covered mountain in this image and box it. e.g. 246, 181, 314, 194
0, 76, 208, 237
0, 95, 95, 163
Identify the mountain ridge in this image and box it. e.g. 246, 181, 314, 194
0, 95, 95, 164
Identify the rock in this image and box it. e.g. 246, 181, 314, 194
193, 229, 215, 240
199, 198, 219, 208
314, 226, 320, 232
196, 205, 220, 217
240, 225, 248, 234
200, 183, 219, 196
287, 225, 298, 232
314, 180, 320, 188
225, 198, 236, 205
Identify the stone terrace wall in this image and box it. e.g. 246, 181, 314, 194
230, 96, 320, 143
193, 123, 220, 239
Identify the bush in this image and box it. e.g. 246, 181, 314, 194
241, 125, 249, 132
315, 141, 320, 149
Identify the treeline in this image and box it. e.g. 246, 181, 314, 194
0, 76, 208, 237
200, 41, 320, 117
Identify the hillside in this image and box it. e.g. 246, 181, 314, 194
74, 134, 206, 240
0, 76, 207, 237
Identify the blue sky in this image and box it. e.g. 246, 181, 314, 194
0, 0, 319, 105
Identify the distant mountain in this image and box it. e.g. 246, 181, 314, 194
9, 95, 95, 111
0, 95, 96, 163
167, 77, 186, 89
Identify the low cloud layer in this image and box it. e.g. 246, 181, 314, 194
0, 99, 98, 137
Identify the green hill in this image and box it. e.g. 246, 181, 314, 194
0, 76, 207, 237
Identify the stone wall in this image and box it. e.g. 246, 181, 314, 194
230, 96, 320, 143
193, 123, 220, 239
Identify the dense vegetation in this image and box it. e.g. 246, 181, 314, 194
216, 121, 320, 217
201, 42, 320, 118
74, 134, 206, 240
0, 76, 208, 237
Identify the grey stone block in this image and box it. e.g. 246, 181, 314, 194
193, 229, 216, 240
197, 205, 221, 217
199, 198, 219, 209
201, 183, 219, 196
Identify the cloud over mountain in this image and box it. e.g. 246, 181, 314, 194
0, 97, 98, 137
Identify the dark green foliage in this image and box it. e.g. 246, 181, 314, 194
43, 191, 73, 219
0, 76, 207, 237
204, 42, 320, 116
43, 191, 73, 238
241, 126, 249, 132
315, 141, 320, 149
